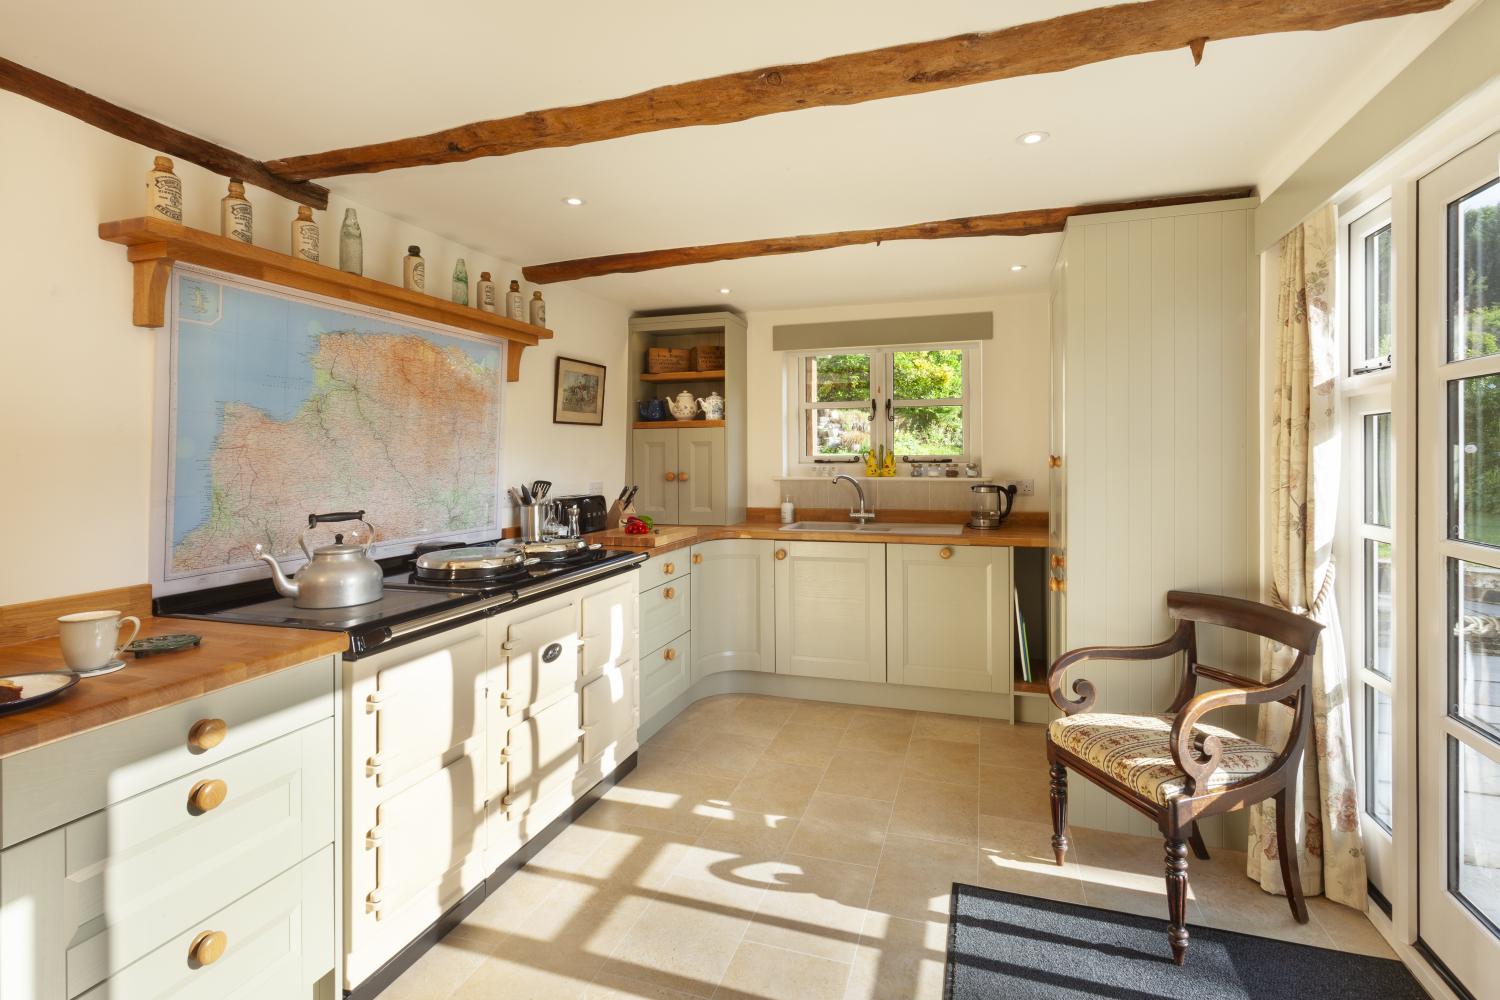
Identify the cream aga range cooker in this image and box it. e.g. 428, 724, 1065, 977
161, 539, 646, 997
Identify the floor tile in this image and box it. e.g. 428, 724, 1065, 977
567, 822, 696, 894
601, 874, 766, 997
867, 834, 977, 922
978, 722, 1047, 769
1307, 897, 1396, 958
911, 713, 982, 744
744, 853, 876, 963
839, 712, 915, 755
596, 769, 738, 838
449, 929, 604, 1000
715, 940, 852, 1000
902, 738, 979, 787
978, 764, 1049, 822
787, 792, 893, 867
888, 777, 978, 846
764, 722, 845, 768
818, 748, 905, 802
730, 757, 826, 818
685, 732, 769, 779
584, 970, 703, 1000
379, 936, 486, 1000
974, 815, 1089, 905
788, 700, 859, 730
446, 866, 565, 944
844, 912, 949, 1000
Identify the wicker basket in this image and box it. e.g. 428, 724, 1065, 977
691, 345, 725, 371
646, 347, 691, 373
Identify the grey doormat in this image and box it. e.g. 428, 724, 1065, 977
946, 883, 1427, 1000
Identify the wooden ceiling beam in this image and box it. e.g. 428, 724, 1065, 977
0, 57, 330, 208
265, 0, 1447, 180
520, 188, 1255, 283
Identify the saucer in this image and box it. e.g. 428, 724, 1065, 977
71, 659, 125, 677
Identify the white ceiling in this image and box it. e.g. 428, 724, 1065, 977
0, 1, 1458, 311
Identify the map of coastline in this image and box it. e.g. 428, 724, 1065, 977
168, 274, 501, 577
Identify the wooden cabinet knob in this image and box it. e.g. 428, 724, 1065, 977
939, 547, 954, 559
188, 718, 227, 751
189, 929, 227, 967
1049, 454, 1063, 468
775, 548, 787, 560
663, 586, 676, 600
188, 778, 228, 814
677, 471, 689, 481
692, 553, 703, 565
1049, 578, 1066, 592
663, 562, 675, 574
1051, 554, 1066, 569
663, 647, 677, 661
665, 471, 677, 482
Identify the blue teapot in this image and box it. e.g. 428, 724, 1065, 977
637, 398, 666, 421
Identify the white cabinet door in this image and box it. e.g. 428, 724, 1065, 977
677, 428, 726, 525
369, 752, 483, 924
501, 696, 581, 819
631, 429, 677, 524
691, 540, 774, 682
493, 601, 580, 722
887, 544, 1013, 692
639, 574, 690, 654
773, 541, 885, 683
581, 578, 637, 681
581, 666, 637, 766
641, 635, 691, 724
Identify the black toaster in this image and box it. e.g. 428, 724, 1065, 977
550, 494, 609, 534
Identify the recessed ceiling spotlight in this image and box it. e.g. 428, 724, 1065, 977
562, 196, 585, 206
1016, 131, 1050, 145
719, 287, 731, 295
1010, 264, 1027, 272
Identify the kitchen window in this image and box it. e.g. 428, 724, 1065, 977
1349, 201, 1395, 374
790, 344, 978, 469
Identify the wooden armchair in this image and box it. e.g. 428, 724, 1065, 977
1044, 590, 1323, 965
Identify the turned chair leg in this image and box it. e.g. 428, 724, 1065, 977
1048, 763, 1070, 865
1164, 837, 1190, 965
1273, 789, 1310, 924
1187, 823, 1210, 861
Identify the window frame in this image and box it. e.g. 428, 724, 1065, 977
787, 342, 980, 472
1349, 201, 1396, 375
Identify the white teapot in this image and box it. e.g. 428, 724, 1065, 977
696, 391, 725, 420
665, 390, 698, 420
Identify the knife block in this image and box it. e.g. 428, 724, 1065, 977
606, 499, 637, 530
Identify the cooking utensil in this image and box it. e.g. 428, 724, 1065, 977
414, 544, 538, 582
519, 484, 533, 505
624, 485, 639, 508
253, 510, 384, 609
509, 487, 525, 506
531, 480, 551, 501
520, 538, 602, 561
0, 671, 81, 716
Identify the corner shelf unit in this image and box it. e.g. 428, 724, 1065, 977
98, 217, 553, 382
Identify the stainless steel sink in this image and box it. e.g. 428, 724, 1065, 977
782, 521, 964, 536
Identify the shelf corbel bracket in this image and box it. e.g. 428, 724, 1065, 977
125, 244, 174, 328
507, 342, 529, 383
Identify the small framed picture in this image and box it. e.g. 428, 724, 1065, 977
553, 356, 607, 426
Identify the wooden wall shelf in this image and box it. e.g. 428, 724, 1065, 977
632, 419, 725, 430
639, 369, 725, 383
98, 217, 553, 382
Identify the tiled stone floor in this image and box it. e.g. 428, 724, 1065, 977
384, 695, 1394, 1000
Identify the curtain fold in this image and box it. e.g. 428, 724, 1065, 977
1247, 205, 1368, 908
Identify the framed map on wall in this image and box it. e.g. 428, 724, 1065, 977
152, 264, 505, 592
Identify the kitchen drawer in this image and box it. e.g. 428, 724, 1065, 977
641, 635, 690, 723
72, 847, 333, 1000
581, 578, 637, 681
2, 656, 334, 848
641, 550, 689, 590
581, 664, 637, 766
352, 619, 486, 790
1, 724, 333, 999
500, 695, 580, 819
491, 600, 580, 723
639, 576, 690, 654
366, 751, 483, 926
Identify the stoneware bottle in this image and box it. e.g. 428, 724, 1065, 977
403, 246, 426, 292
220, 179, 253, 244
452, 258, 469, 305
476, 272, 497, 313
338, 208, 363, 275
529, 290, 546, 327
145, 155, 182, 223
290, 206, 319, 262
506, 280, 525, 321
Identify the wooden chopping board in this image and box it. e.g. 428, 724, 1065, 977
593, 525, 699, 549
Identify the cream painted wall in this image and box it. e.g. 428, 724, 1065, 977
741, 294, 1052, 510
0, 92, 629, 605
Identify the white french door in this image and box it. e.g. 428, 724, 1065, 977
1417, 131, 1500, 997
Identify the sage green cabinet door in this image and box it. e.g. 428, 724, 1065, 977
691, 540, 775, 682
631, 429, 677, 524
677, 428, 726, 525
773, 541, 885, 683
887, 544, 1013, 692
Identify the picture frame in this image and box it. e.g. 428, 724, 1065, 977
553, 355, 607, 426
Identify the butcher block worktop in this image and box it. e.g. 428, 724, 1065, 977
590, 509, 1049, 556
0, 617, 347, 758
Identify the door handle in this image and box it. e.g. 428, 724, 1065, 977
366, 826, 385, 848
885, 399, 893, 423
869, 397, 877, 421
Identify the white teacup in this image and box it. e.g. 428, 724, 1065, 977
57, 610, 141, 671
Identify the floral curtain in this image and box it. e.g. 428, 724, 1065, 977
1246, 204, 1367, 908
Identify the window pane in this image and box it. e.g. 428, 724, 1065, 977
894, 405, 963, 456
1366, 687, 1394, 832
1450, 177, 1500, 362
1366, 539, 1394, 680
892, 350, 963, 400
1449, 375, 1500, 547
1365, 224, 1393, 363
1450, 738, 1500, 931
1454, 559, 1500, 741
1364, 411, 1392, 527
807, 407, 870, 458
805, 354, 869, 403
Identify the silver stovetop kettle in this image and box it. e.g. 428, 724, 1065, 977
254, 511, 383, 608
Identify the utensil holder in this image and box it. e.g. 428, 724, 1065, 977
520, 504, 547, 542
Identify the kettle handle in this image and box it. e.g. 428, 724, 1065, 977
300, 511, 377, 558
997, 484, 1018, 521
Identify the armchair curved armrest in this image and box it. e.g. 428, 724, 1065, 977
1168, 653, 1311, 793
1047, 626, 1190, 715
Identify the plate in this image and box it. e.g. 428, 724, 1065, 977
125, 633, 203, 657
0, 671, 81, 715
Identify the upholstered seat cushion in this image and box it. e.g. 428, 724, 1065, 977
1047, 713, 1278, 805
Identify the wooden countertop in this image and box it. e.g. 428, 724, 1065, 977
590, 511, 1049, 557
0, 618, 347, 758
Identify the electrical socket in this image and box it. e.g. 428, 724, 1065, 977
1012, 479, 1035, 496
